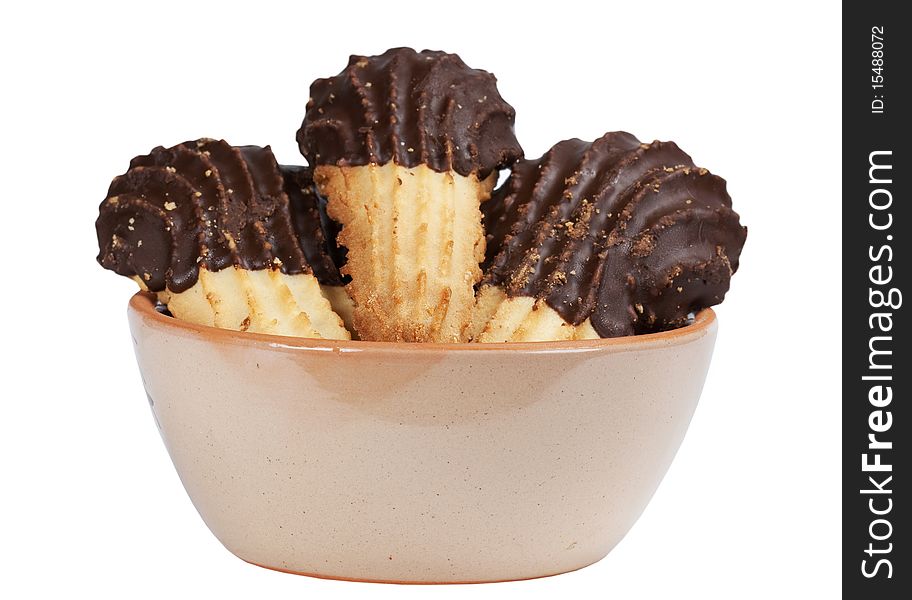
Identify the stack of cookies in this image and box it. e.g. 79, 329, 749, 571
96, 47, 746, 343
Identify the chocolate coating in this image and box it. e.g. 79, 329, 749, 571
280, 165, 346, 286
482, 132, 747, 338
96, 139, 344, 292
298, 47, 523, 179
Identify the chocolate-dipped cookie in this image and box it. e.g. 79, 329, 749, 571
471, 131, 747, 341
281, 165, 356, 334
96, 139, 351, 339
298, 47, 523, 342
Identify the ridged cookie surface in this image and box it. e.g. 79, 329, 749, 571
299, 48, 521, 342
96, 140, 350, 339
315, 163, 493, 342
477, 131, 747, 340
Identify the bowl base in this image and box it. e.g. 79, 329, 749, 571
241, 556, 606, 585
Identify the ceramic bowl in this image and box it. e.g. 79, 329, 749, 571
127, 291, 717, 583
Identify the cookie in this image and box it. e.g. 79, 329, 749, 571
298, 48, 523, 342
472, 132, 747, 341
96, 139, 351, 339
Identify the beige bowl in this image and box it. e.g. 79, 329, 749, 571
128, 292, 717, 583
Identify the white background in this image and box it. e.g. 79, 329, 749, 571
1, 1, 840, 598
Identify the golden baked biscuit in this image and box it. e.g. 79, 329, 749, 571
474, 132, 747, 342
314, 163, 494, 342
298, 48, 523, 342
96, 139, 350, 340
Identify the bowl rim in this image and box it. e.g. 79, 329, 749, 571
128, 291, 716, 355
